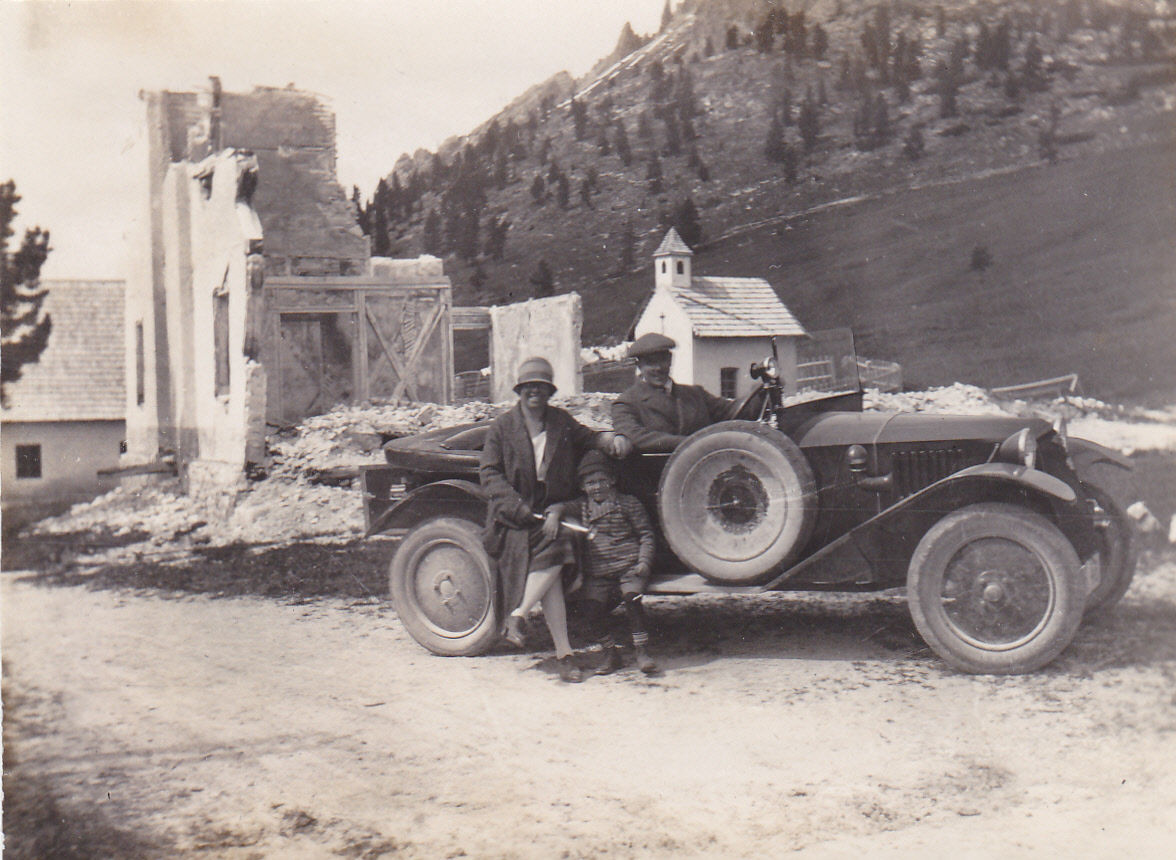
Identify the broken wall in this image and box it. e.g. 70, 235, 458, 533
489, 293, 582, 403
126, 80, 372, 475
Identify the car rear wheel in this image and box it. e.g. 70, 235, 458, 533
907, 503, 1085, 674
1082, 483, 1138, 615
389, 517, 499, 656
659, 420, 817, 584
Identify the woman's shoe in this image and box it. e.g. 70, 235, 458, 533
557, 655, 584, 683
504, 614, 526, 648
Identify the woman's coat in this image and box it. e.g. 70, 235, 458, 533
479, 403, 601, 614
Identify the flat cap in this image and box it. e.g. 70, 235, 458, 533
628, 332, 677, 358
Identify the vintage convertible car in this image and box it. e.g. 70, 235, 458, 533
361, 358, 1137, 675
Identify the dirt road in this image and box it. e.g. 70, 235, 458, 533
5, 547, 1176, 859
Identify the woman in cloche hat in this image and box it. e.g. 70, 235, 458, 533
479, 356, 631, 683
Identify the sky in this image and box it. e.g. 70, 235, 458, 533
1, 0, 666, 279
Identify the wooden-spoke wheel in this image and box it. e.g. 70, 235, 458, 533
907, 503, 1085, 674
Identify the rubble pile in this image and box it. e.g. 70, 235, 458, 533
865, 383, 1010, 416
268, 393, 617, 481
31, 479, 208, 541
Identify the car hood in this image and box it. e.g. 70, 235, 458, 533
791, 412, 1052, 448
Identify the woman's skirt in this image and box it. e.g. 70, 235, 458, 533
528, 524, 576, 570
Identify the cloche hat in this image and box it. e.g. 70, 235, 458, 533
513, 356, 557, 393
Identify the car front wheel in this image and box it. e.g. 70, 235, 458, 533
389, 517, 500, 656
907, 503, 1085, 674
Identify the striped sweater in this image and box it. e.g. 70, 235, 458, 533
562, 492, 656, 579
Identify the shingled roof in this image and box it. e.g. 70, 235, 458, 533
1, 280, 125, 422
668, 276, 807, 338
653, 228, 694, 256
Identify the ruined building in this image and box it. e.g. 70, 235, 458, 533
125, 79, 454, 495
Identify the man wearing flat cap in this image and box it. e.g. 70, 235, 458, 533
611, 332, 734, 453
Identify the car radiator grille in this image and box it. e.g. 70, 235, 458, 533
891, 447, 972, 497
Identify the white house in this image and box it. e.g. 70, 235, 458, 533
632, 229, 807, 399
1, 280, 126, 524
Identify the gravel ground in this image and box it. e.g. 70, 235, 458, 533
3, 543, 1175, 858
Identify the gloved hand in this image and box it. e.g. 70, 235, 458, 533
542, 509, 562, 540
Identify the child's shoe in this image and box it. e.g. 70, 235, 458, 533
635, 646, 659, 675
594, 645, 623, 676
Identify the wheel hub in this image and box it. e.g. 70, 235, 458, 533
940, 537, 1055, 650
410, 540, 491, 637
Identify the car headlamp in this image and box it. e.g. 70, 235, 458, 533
749, 356, 779, 382
998, 427, 1038, 470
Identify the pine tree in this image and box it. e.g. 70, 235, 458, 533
580, 177, 594, 209
672, 196, 703, 248
530, 259, 555, 297
469, 263, 488, 296
798, 89, 820, 151
782, 144, 798, 184
596, 126, 611, 155
556, 172, 570, 209
1, 180, 53, 403
646, 155, 664, 195
755, 15, 775, 53
764, 112, 786, 162
726, 25, 740, 51
530, 174, 546, 204
422, 208, 443, 254
903, 126, 925, 160
812, 23, 829, 59
371, 204, 391, 256
619, 219, 637, 272
571, 97, 589, 140
615, 121, 633, 165
660, 0, 672, 33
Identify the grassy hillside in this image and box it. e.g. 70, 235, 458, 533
365, 0, 1176, 405
587, 117, 1176, 405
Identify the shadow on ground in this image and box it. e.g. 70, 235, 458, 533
6, 536, 394, 601
2, 685, 167, 860
7, 531, 1176, 677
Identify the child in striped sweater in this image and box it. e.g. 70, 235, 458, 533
561, 450, 659, 675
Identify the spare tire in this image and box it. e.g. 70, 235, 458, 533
658, 420, 818, 584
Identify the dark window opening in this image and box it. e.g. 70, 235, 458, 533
720, 367, 738, 400
661, 261, 666, 273
16, 444, 42, 479
676, 260, 684, 274
214, 293, 230, 396
135, 321, 145, 405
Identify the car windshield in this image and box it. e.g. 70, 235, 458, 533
787, 327, 869, 403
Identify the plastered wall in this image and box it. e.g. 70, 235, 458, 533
489, 293, 583, 403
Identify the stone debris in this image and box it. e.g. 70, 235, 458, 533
1127, 501, 1162, 534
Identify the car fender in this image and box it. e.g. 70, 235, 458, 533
1067, 437, 1133, 483
366, 479, 487, 537
812, 464, 1083, 587
945, 462, 1077, 502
